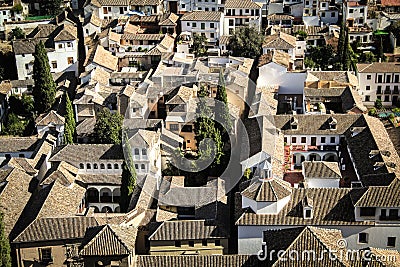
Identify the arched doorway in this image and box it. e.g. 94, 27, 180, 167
101, 206, 113, 213
100, 188, 112, 203
87, 188, 99, 203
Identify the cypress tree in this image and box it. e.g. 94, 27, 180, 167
342, 27, 351, 71
32, 41, 56, 114
215, 70, 232, 135
64, 93, 75, 144
0, 213, 11, 267
337, 19, 346, 63
120, 132, 136, 212
94, 108, 123, 144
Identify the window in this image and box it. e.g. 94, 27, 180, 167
378, 75, 383, 83
135, 164, 138, 169
215, 240, 221, 246
365, 95, 370, 101
330, 137, 336, 144
175, 241, 181, 247
134, 148, 139, 155
305, 209, 312, 218
366, 85, 370, 90
181, 3, 185, 8
58, 44, 63, 49
291, 137, 296, 143
210, 32, 214, 38
114, 163, 119, 169
358, 233, 368, 244
360, 8, 364, 13
39, 248, 52, 263
94, 163, 98, 169
360, 207, 375, 217
301, 137, 306, 143
2, 11, 5, 15
25, 64, 29, 70
189, 241, 194, 247
68, 57, 74, 64
86, 163, 91, 169
349, 8, 353, 13
321, 137, 326, 143
385, 95, 390, 102
170, 124, 179, 131
394, 86, 399, 94
79, 163, 84, 169
331, 12, 335, 17
377, 86, 382, 94
386, 76, 391, 83
107, 163, 112, 169
201, 23, 205, 29
210, 23, 214, 28
395, 75, 399, 83
202, 239, 207, 246
67, 42, 72, 47
51, 61, 57, 69
103, 7, 108, 14
321, 12, 325, 17
100, 163, 105, 169
142, 149, 147, 155
387, 237, 396, 247
141, 164, 145, 170
120, 6, 125, 14
389, 209, 398, 218
192, 22, 197, 27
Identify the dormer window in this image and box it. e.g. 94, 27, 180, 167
369, 150, 379, 158
373, 162, 384, 171
290, 117, 298, 130
304, 207, 313, 219
329, 117, 337, 130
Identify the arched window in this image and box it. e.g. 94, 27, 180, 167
135, 164, 139, 169
114, 163, 119, 169
107, 163, 112, 169
134, 148, 139, 155
100, 163, 105, 169
86, 163, 92, 169
94, 163, 98, 169
79, 163, 84, 169
141, 164, 145, 170
142, 149, 147, 155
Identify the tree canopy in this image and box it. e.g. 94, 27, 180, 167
64, 93, 76, 144
192, 33, 207, 57
32, 41, 57, 114
120, 132, 136, 212
215, 70, 232, 135
228, 27, 264, 58
304, 45, 334, 70
11, 27, 25, 40
41, 0, 62, 16
94, 108, 123, 144
0, 213, 11, 267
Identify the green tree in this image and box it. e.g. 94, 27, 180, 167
305, 45, 334, 70
64, 93, 75, 144
32, 41, 56, 114
94, 108, 123, 144
42, 0, 62, 16
11, 27, 25, 40
0, 213, 11, 267
194, 87, 224, 166
375, 98, 383, 109
192, 33, 207, 57
3, 113, 25, 136
359, 52, 376, 63
228, 26, 264, 58
120, 131, 136, 212
341, 28, 351, 71
215, 70, 232, 135
295, 30, 307, 41
11, 3, 23, 13
337, 19, 346, 60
